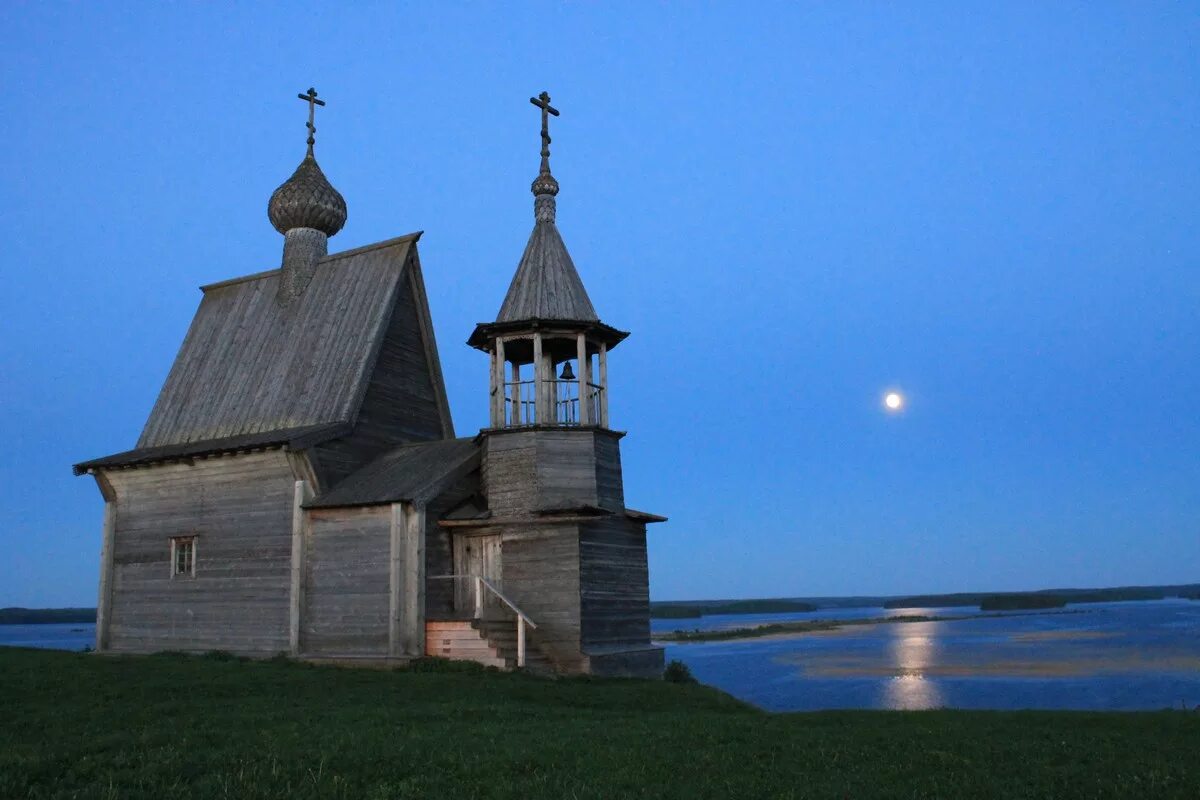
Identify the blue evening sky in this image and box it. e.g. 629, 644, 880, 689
2, 3, 1197, 605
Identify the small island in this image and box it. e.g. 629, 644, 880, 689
979, 594, 1067, 611
651, 600, 818, 619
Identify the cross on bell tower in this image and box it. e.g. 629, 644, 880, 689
468, 91, 629, 433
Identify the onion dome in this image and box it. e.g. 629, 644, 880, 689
267, 155, 347, 236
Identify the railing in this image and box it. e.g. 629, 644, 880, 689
502, 379, 604, 428
428, 574, 538, 667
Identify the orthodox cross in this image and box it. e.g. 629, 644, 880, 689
529, 91, 559, 169
297, 87, 325, 156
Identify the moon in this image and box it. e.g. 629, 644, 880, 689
883, 391, 904, 412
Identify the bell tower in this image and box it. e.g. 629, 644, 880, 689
467, 92, 631, 515
457, 92, 664, 676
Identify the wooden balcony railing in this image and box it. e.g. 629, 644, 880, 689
502, 380, 603, 427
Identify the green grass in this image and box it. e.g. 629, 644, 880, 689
1, 649, 1197, 799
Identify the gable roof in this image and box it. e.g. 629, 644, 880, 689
306, 438, 479, 509
496, 220, 598, 323
136, 233, 421, 449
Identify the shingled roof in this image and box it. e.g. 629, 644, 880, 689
306, 437, 479, 509
135, 233, 421, 449
75, 232, 454, 476
496, 220, 598, 323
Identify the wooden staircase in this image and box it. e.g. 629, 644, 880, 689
425, 618, 553, 672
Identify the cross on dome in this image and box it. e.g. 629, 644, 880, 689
298, 87, 326, 156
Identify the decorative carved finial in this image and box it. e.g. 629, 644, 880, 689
298, 87, 326, 157
529, 92, 561, 217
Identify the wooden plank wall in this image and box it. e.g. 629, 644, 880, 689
483, 433, 538, 516
424, 471, 480, 618
312, 268, 448, 487
499, 523, 583, 670
103, 451, 296, 654
592, 432, 625, 512
485, 429, 624, 514
303, 506, 391, 655
579, 517, 651, 649
535, 431, 600, 511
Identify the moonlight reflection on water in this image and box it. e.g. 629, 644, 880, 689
883, 625, 943, 710
658, 600, 1200, 711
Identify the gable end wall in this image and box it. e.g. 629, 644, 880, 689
312, 263, 448, 487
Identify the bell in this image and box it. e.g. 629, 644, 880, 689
559, 361, 576, 380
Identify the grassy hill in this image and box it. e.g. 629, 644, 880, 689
1, 649, 1198, 799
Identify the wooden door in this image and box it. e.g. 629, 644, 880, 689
452, 534, 503, 616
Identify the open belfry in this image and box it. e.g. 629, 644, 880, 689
73, 90, 665, 676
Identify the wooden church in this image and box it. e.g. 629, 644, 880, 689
73, 90, 666, 677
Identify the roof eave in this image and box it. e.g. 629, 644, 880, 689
467, 318, 630, 351
72, 422, 351, 476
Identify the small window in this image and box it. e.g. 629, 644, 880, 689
171, 537, 196, 578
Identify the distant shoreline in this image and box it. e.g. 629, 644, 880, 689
0, 608, 96, 625
656, 609, 1088, 643
651, 582, 1200, 620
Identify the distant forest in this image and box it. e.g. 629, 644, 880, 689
650, 583, 1200, 619
0, 608, 96, 625
882, 584, 1200, 611
650, 600, 817, 619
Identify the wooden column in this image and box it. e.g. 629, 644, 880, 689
391, 502, 426, 657
496, 338, 506, 427
489, 346, 499, 427
93, 473, 116, 652
512, 361, 522, 424
576, 333, 590, 425
533, 333, 545, 424
288, 479, 312, 655
599, 342, 609, 428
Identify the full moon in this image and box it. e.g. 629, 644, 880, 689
883, 391, 904, 412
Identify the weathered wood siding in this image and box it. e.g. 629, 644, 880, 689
138, 238, 415, 448
303, 506, 391, 655
579, 517, 651, 649
482, 432, 537, 516
592, 432, 624, 511
103, 451, 296, 655
424, 471, 478, 617
483, 429, 625, 514
536, 431, 601, 511
312, 268, 448, 487
585, 647, 664, 678
499, 524, 583, 670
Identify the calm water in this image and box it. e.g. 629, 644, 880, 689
0, 623, 95, 652
6, 603, 1199, 712
657, 600, 1200, 711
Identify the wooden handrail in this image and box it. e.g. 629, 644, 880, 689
476, 576, 537, 629
428, 574, 537, 666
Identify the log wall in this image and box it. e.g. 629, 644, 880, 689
483, 429, 625, 514
498, 523, 583, 671
102, 450, 296, 655
303, 505, 391, 655
579, 517, 651, 649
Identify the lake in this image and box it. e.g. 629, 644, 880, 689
4, 601, 1198, 712
0, 623, 95, 652
656, 599, 1200, 711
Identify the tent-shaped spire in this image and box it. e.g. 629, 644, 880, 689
495, 92, 598, 324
